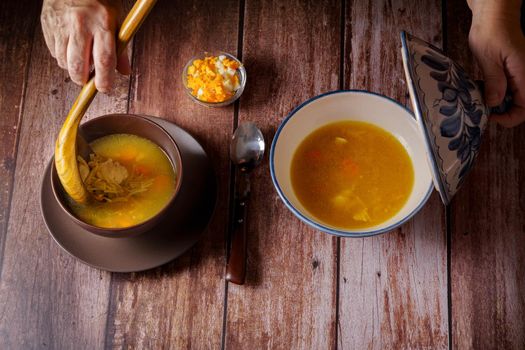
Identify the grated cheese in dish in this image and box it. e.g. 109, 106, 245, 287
186, 55, 241, 103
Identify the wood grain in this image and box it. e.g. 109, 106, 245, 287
103, 1, 239, 348
0, 0, 40, 270
3, 1, 525, 348
446, 1, 525, 349
338, 1, 448, 349
0, 24, 130, 350
224, 0, 340, 348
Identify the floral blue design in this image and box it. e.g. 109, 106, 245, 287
421, 51, 484, 183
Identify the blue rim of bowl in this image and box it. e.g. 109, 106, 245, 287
269, 90, 434, 238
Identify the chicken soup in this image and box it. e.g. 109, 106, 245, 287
291, 121, 414, 229
68, 134, 177, 228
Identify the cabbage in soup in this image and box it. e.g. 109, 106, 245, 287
291, 121, 414, 229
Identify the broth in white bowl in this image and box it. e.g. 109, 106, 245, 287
270, 90, 433, 237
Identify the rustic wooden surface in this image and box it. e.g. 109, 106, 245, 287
0, 0, 40, 275
225, 1, 340, 348
0, 0, 523, 349
105, 0, 238, 348
0, 19, 130, 350
446, 1, 525, 349
338, 1, 448, 349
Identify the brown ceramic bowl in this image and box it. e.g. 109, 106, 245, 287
50, 114, 183, 238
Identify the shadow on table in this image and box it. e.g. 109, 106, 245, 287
111, 223, 226, 282
242, 123, 278, 287
237, 55, 279, 112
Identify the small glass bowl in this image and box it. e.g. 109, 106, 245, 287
182, 51, 247, 107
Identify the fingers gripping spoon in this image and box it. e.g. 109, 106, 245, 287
54, 0, 157, 205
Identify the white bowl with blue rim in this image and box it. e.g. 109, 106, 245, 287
270, 90, 434, 237
270, 32, 512, 237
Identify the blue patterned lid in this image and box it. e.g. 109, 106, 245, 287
400, 31, 489, 205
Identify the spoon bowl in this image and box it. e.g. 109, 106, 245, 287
230, 122, 265, 171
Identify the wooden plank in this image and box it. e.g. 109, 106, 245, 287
0, 23, 130, 350
338, 1, 448, 349
446, 1, 525, 348
224, 0, 340, 348
0, 0, 39, 269
104, 1, 239, 348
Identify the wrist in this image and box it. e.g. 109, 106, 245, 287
469, 0, 522, 26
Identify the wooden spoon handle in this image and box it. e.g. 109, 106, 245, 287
55, 0, 157, 204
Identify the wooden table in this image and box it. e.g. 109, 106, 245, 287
1, 0, 524, 349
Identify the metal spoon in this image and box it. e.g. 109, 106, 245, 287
226, 121, 265, 285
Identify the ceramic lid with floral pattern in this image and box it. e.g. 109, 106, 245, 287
400, 31, 511, 205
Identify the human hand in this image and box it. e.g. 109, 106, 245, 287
468, 0, 525, 127
41, 0, 131, 93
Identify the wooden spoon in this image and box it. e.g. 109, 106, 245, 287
54, 0, 157, 204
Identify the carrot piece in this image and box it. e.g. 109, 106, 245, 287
307, 150, 322, 161
342, 158, 359, 176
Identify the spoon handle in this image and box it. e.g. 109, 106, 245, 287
226, 199, 247, 285
118, 0, 156, 47
226, 172, 250, 285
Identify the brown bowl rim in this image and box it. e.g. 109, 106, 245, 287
50, 114, 184, 237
